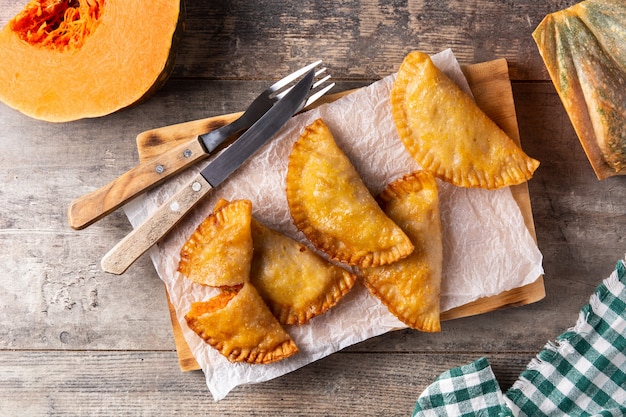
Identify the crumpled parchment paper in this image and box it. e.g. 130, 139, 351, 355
124, 49, 544, 401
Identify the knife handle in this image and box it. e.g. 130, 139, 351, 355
101, 172, 213, 275
67, 138, 207, 230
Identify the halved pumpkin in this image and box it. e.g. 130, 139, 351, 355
0, 0, 182, 122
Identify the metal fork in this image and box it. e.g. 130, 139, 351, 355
67, 62, 334, 230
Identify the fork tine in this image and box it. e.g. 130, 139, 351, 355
275, 66, 331, 98
271, 62, 334, 110
302, 81, 335, 109
314, 67, 328, 77
275, 70, 334, 102
312, 74, 331, 90
268, 60, 322, 93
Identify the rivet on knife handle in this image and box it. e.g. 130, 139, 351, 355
67, 138, 207, 230
100, 172, 213, 275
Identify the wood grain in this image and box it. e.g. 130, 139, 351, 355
173, 0, 579, 82
68, 138, 207, 229
2, 0, 625, 415
0, 350, 535, 417
136, 113, 241, 161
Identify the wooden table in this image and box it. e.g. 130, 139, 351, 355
1, 1, 624, 415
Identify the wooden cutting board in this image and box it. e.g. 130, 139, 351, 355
135, 58, 545, 372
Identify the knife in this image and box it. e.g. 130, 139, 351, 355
67, 61, 325, 230
100, 68, 316, 275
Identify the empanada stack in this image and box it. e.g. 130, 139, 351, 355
360, 171, 443, 332
178, 198, 357, 364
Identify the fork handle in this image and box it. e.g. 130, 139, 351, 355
68, 138, 207, 230
101, 172, 213, 275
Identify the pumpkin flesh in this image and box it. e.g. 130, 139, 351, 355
0, 0, 181, 122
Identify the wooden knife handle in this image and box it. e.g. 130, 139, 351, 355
100, 172, 213, 275
67, 138, 207, 230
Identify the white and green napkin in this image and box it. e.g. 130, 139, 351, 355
412, 257, 626, 417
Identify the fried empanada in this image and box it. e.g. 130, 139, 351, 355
286, 118, 414, 268
360, 171, 442, 332
391, 51, 539, 189
178, 199, 253, 287
185, 283, 298, 364
250, 219, 358, 325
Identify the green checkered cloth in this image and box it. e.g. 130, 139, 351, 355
412, 258, 626, 417
411, 357, 514, 417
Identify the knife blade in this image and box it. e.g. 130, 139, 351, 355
100, 68, 316, 275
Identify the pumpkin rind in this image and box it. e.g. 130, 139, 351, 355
0, 0, 182, 122
533, 0, 626, 179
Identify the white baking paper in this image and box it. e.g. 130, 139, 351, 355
124, 49, 544, 401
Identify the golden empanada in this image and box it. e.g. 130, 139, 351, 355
391, 51, 539, 189
286, 118, 414, 268
185, 283, 298, 364
178, 199, 253, 287
360, 171, 442, 332
250, 219, 358, 325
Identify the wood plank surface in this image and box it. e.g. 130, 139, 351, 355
1, 0, 625, 415
0, 350, 534, 417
